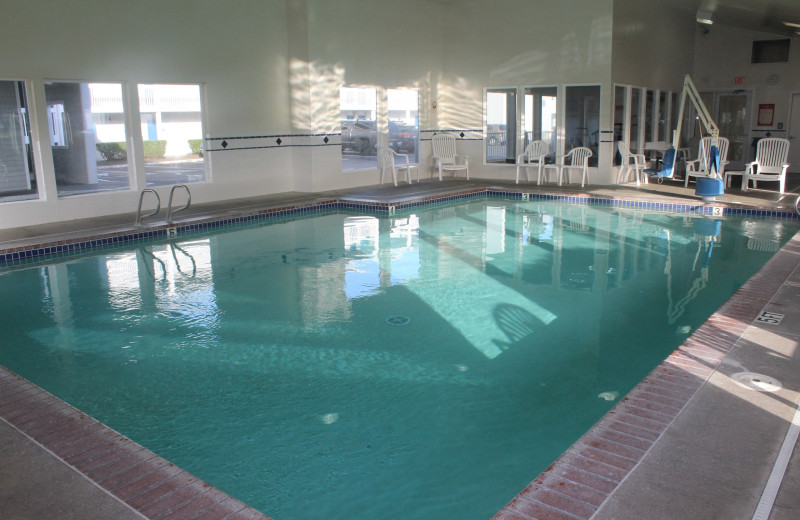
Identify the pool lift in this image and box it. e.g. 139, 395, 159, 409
649, 75, 724, 202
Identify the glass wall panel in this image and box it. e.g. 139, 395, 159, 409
565, 85, 600, 166
341, 87, 377, 170
657, 91, 667, 142
46, 81, 131, 196
138, 84, 205, 186
630, 88, 642, 153
644, 89, 655, 143
0, 80, 36, 201
613, 86, 626, 166
523, 86, 558, 158
388, 89, 419, 162
485, 88, 517, 164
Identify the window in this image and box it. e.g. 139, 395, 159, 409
613, 85, 626, 166
45, 81, 131, 197
388, 89, 419, 163
523, 86, 558, 159
0, 80, 36, 202
630, 87, 642, 153
565, 85, 600, 166
340, 87, 377, 170
137, 84, 205, 186
657, 91, 668, 142
752, 39, 790, 63
485, 88, 517, 164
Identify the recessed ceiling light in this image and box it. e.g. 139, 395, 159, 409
783, 21, 800, 28
697, 9, 714, 24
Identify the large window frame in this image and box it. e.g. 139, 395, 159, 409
45, 80, 132, 197
522, 86, 558, 161
484, 87, 517, 164
340, 86, 419, 172
137, 83, 207, 187
564, 84, 601, 167
0, 79, 37, 202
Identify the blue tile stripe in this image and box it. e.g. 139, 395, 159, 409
1, 189, 796, 266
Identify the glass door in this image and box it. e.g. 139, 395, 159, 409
714, 92, 750, 170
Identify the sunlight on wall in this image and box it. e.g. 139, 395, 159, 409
289, 58, 345, 134
434, 73, 483, 130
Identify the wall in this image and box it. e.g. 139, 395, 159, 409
0, 0, 292, 229
611, 0, 696, 91
0, 0, 699, 230
693, 23, 800, 159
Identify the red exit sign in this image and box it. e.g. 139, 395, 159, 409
734, 76, 745, 84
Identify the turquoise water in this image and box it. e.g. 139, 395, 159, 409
0, 200, 796, 520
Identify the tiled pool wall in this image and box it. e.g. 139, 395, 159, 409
1, 188, 797, 267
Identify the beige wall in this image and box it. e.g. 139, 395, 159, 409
1, 0, 797, 230
693, 23, 799, 148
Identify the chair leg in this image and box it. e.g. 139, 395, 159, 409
392, 167, 398, 187
515, 165, 520, 184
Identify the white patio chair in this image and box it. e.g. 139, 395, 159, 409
378, 146, 418, 186
431, 133, 469, 181
617, 141, 647, 186
516, 140, 549, 184
549, 146, 593, 187
684, 137, 729, 187
741, 138, 790, 194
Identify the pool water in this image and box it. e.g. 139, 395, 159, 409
0, 200, 796, 520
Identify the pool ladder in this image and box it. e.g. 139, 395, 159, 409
135, 185, 192, 225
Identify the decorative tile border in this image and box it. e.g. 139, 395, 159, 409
205, 133, 340, 153
1, 189, 797, 267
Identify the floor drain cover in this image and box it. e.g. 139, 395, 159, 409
731, 372, 782, 392
385, 316, 410, 326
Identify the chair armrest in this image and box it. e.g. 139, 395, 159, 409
394, 153, 410, 165
517, 154, 526, 164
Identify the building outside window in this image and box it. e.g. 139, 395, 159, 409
0, 80, 36, 202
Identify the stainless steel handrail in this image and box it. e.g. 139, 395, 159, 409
167, 184, 191, 222
795, 195, 800, 218
136, 189, 161, 225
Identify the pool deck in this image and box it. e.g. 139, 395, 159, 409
1, 176, 800, 520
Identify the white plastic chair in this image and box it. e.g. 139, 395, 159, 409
617, 141, 647, 185
741, 137, 790, 193
431, 133, 469, 181
378, 146, 418, 186
545, 147, 593, 187
516, 140, 549, 184
684, 137, 729, 187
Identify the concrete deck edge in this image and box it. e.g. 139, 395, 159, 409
491, 228, 800, 520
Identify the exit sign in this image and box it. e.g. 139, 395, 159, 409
734, 76, 745, 84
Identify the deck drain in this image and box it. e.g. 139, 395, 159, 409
731, 372, 782, 392
385, 316, 410, 326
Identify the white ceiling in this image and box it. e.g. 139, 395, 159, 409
673, 0, 800, 36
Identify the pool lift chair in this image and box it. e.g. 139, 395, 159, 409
669, 75, 724, 201
644, 148, 681, 184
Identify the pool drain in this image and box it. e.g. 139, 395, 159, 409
385, 316, 410, 326
731, 372, 782, 392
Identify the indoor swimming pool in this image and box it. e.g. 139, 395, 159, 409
0, 198, 797, 520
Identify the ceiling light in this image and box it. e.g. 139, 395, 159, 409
783, 21, 800, 28
696, 10, 714, 25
